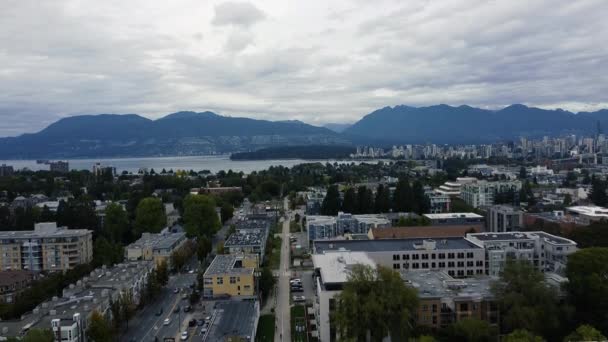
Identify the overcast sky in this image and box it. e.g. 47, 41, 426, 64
1, 0, 607, 137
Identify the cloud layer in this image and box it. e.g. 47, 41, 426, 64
0, 0, 607, 136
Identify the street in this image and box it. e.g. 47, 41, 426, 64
275, 197, 292, 342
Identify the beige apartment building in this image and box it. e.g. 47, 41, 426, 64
0, 222, 93, 272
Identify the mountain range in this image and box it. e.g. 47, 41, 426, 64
344, 104, 608, 144
1, 104, 607, 158
0, 111, 346, 158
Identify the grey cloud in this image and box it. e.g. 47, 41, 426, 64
212, 1, 266, 28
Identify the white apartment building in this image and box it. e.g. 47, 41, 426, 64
307, 212, 390, 241
313, 237, 486, 278
465, 231, 577, 276
460, 180, 522, 208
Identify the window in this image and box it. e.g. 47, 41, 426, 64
393, 254, 400, 261
422, 254, 429, 260
432, 316, 437, 324
460, 303, 468, 311
204, 277, 213, 285
467, 252, 474, 258
467, 270, 473, 276
403, 254, 410, 260
438, 262, 445, 268
413, 254, 420, 260
476, 260, 483, 267
476, 269, 483, 275
412, 263, 419, 269
230, 277, 237, 284
457, 252, 465, 258
457, 261, 464, 267
448, 253, 455, 259
448, 262, 455, 268
216, 277, 223, 285
467, 261, 474, 267
403, 263, 409, 269
431, 262, 436, 268
457, 270, 464, 277
431, 253, 436, 259
438, 253, 445, 259
422, 304, 428, 311
448, 270, 455, 276
422, 262, 429, 268
432, 304, 437, 313
393, 263, 400, 269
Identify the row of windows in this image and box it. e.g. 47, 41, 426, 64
393, 260, 483, 270
392, 252, 476, 261
215, 276, 243, 285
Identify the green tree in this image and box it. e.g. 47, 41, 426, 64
563, 324, 606, 342
93, 237, 124, 267
565, 248, 608, 334
491, 259, 561, 339
563, 193, 573, 206
519, 166, 528, 180
321, 185, 340, 215
220, 203, 234, 224
412, 180, 429, 214
134, 197, 166, 235
341, 187, 357, 214
356, 186, 374, 214
103, 203, 129, 243
589, 176, 607, 206
7, 329, 54, 342
394, 178, 413, 212
333, 265, 418, 341
259, 266, 275, 300
196, 236, 212, 261
216, 241, 225, 255
183, 194, 221, 237
374, 184, 391, 213
447, 318, 496, 342
87, 310, 114, 342
504, 329, 545, 342
156, 260, 169, 286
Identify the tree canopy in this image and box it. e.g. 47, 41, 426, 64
183, 194, 221, 237
134, 197, 166, 235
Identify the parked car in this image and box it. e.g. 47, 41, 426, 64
173, 288, 180, 294
290, 286, 303, 293
155, 307, 163, 316
163, 318, 171, 326
188, 319, 197, 327
292, 295, 306, 302
173, 306, 180, 313
180, 331, 188, 340
183, 305, 191, 313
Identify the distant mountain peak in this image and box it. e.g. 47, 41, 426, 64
159, 111, 220, 120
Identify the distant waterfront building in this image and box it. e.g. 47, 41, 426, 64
565, 205, 608, 223
487, 205, 523, 232
92, 163, 116, 177
460, 180, 522, 208
0, 164, 14, 177
0, 222, 93, 272
49, 161, 69, 173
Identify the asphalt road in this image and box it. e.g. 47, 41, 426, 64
275, 197, 292, 342
121, 271, 196, 342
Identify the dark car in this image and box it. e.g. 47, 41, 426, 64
173, 306, 180, 313
183, 305, 192, 313
155, 307, 163, 316
188, 319, 197, 327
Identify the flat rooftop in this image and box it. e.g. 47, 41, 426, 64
0, 223, 91, 240
424, 213, 483, 219
204, 254, 256, 276
312, 251, 376, 285
402, 270, 493, 299
224, 229, 265, 247
313, 237, 482, 254
205, 301, 258, 342
566, 205, 608, 217
467, 231, 576, 245
235, 219, 270, 230
127, 230, 186, 250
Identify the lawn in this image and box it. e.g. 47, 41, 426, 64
291, 305, 307, 342
268, 236, 282, 270
255, 314, 275, 342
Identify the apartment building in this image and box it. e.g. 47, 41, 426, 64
465, 231, 577, 276
0, 223, 93, 272
460, 180, 522, 208
125, 229, 187, 267
423, 213, 485, 229
435, 177, 478, 197
203, 254, 258, 299
224, 229, 268, 263
49, 161, 69, 173
428, 192, 451, 213
404, 270, 498, 329
307, 212, 390, 241
486, 205, 523, 232
565, 205, 608, 224
0, 164, 14, 177
0, 270, 34, 304
313, 237, 486, 278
